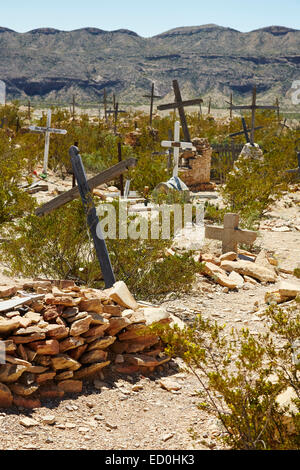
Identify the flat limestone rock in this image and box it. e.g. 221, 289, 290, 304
9, 382, 39, 397
36, 371, 57, 384
59, 336, 85, 353
139, 307, 170, 326
0, 382, 13, 407
0, 285, 18, 298
69, 316, 92, 337
80, 349, 108, 364
228, 271, 244, 289
159, 378, 182, 391
79, 298, 103, 314
203, 262, 238, 289
10, 331, 46, 344
220, 260, 277, 283
125, 354, 170, 368
45, 324, 69, 340
88, 312, 109, 326
87, 336, 116, 351
57, 380, 82, 394
0, 318, 21, 335
219, 252, 237, 262
73, 361, 111, 380
0, 364, 28, 383
81, 324, 110, 339
108, 281, 139, 311
29, 339, 60, 355
107, 317, 132, 336
278, 281, 300, 298
51, 354, 81, 371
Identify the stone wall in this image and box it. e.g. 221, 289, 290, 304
179, 137, 214, 191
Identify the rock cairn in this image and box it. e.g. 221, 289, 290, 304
0, 280, 171, 409
180, 137, 214, 191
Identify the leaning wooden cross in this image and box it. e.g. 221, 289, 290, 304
29, 109, 67, 175
205, 213, 257, 254
229, 117, 263, 143
161, 121, 196, 177
70, 146, 116, 289
35, 157, 137, 216
157, 80, 203, 142
226, 86, 278, 146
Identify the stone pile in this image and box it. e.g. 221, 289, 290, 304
0, 280, 171, 409
199, 249, 278, 290
179, 137, 214, 191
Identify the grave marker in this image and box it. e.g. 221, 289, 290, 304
29, 109, 67, 175
106, 102, 126, 134
229, 117, 263, 143
205, 213, 257, 254
226, 86, 279, 145
157, 80, 203, 142
0, 80, 6, 105
143, 83, 162, 126
161, 121, 196, 177
36, 157, 137, 216
70, 146, 116, 289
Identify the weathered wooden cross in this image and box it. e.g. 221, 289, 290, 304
226, 86, 279, 146
69, 145, 116, 289
106, 102, 126, 134
229, 117, 263, 143
29, 109, 67, 175
205, 213, 257, 254
36, 157, 137, 216
161, 121, 196, 177
157, 80, 203, 142
143, 83, 162, 126
0, 80, 6, 105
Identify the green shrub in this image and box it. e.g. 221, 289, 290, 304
154, 301, 300, 450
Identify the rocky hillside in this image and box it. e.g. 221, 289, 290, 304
0, 24, 299, 106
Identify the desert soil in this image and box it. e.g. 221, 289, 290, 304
0, 179, 299, 451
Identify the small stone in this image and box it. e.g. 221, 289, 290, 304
159, 378, 182, 392
162, 433, 175, 442
105, 422, 118, 430
41, 415, 56, 425
20, 417, 39, 428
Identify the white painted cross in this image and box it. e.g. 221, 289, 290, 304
161, 121, 195, 177
29, 109, 67, 175
0, 80, 6, 105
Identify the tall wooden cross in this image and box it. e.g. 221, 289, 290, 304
205, 213, 257, 254
227, 86, 279, 146
69, 146, 116, 289
157, 80, 203, 142
143, 83, 161, 126
229, 117, 263, 143
0, 80, 6, 105
161, 121, 196, 177
106, 102, 126, 134
29, 109, 67, 175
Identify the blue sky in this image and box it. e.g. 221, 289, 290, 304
1, 0, 299, 37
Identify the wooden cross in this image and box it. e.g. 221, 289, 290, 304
227, 86, 278, 146
72, 94, 76, 121
229, 117, 263, 143
27, 100, 31, 121
35, 157, 137, 216
29, 109, 67, 175
161, 121, 196, 177
106, 102, 126, 134
70, 146, 116, 289
205, 213, 257, 254
157, 79, 203, 142
207, 97, 212, 115
0, 80, 6, 105
143, 83, 162, 126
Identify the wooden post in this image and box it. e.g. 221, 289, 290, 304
229, 93, 233, 119
143, 83, 161, 126
208, 97, 212, 115
28, 100, 31, 121
118, 142, 124, 196
70, 146, 116, 289
103, 88, 108, 123
72, 95, 76, 121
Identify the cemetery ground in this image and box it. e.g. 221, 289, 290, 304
0, 98, 299, 450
